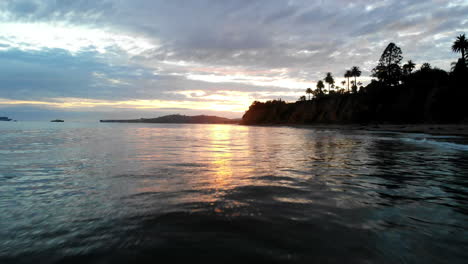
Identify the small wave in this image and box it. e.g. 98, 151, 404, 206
401, 138, 468, 151
250, 175, 297, 182
404, 133, 462, 139
371, 130, 462, 139
172, 162, 207, 167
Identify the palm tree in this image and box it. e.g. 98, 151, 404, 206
407, 60, 415, 73
350, 80, 355, 93
403, 60, 416, 75
341, 80, 346, 88
451, 61, 457, 71
350, 66, 361, 91
344, 70, 352, 92
316, 80, 325, 95
452, 33, 468, 60
299, 95, 306, 101
324, 72, 334, 91
306, 88, 313, 100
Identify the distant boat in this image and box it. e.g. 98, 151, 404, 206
50, 119, 64, 122
0, 117, 12, 121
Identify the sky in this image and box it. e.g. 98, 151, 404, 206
0, 0, 467, 121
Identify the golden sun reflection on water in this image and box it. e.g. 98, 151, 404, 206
128, 124, 254, 208
123, 124, 375, 212
205, 124, 237, 190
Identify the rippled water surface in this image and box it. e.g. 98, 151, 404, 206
1, 122, 467, 263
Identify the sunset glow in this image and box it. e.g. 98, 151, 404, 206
0, 0, 465, 120
1, 1, 467, 263
0, 97, 252, 113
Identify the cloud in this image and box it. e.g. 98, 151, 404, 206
0, 0, 466, 120
0, 21, 158, 55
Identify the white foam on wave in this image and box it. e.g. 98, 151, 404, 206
404, 133, 462, 139
370, 130, 462, 139
401, 138, 468, 151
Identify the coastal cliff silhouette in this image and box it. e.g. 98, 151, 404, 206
243, 34, 468, 125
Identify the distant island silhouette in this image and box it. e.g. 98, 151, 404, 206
50, 119, 64, 122
0, 117, 12, 121
242, 34, 468, 126
100, 114, 240, 124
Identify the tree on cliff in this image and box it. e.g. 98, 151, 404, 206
306, 88, 313, 100
351, 81, 357, 93
452, 58, 468, 73
420, 63, 431, 71
324, 72, 335, 92
372, 42, 403, 86
402, 60, 416, 75
344, 70, 352, 92
452, 33, 467, 60
316, 80, 325, 96
351, 66, 361, 93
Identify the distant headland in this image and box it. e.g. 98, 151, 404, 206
242, 34, 468, 126
100, 114, 240, 124
0, 117, 12, 121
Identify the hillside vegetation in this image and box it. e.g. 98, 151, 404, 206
243, 36, 468, 125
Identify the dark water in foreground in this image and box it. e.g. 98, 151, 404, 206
0, 122, 467, 263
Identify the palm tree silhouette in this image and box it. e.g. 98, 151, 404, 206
344, 70, 352, 92
407, 60, 415, 73
341, 80, 346, 89
306, 88, 313, 100
316, 80, 325, 95
452, 33, 468, 60
351, 66, 361, 92
324, 72, 334, 91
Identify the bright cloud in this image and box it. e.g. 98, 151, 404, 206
0, 96, 250, 113
0, 0, 466, 120
0, 21, 157, 55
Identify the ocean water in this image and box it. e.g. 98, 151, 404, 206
0, 122, 467, 263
